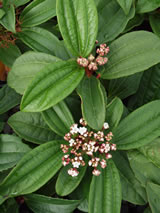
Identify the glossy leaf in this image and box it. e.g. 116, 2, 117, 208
8, 112, 56, 144
8, 52, 60, 94
113, 100, 160, 150
57, 0, 98, 57
0, 140, 63, 204
0, 44, 21, 67
149, 14, 160, 38
123, 14, 144, 33
20, 0, 56, 27
0, 4, 15, 33
107, 73, 142, 99
0, 134, 31, 171
89, 160, 122, 213
106, 97, 123, 130
21, 60, 85, 112
128, 150, 160, 187
25, 194, 80, 213
18, 27, 61, 56
42, 100, 74, 136
0, 85, 21, 114
117, 0, 133, 15
112, 151, 147, 205
56, 164, 87, 196
101, 31, 160, 79
97, 0, 135, 43
136, 0, 160, 13
77, 76, 105, 130
147, 182, 160, 213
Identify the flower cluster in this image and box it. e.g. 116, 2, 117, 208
61, 118, 116, 177
77, 43, 109, 73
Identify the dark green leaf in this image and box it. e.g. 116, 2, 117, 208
18, 27, 61, 56
20, 0, 56, 27
143, 207, 152, 213
89, 160, 122, 213
117, 0, 133, 15
0, 140, 63, 204
0, 122, 4, 133
123, 14, 144, 33
101, 31, 160, 79
8, 52, 60, 94
0, 85, 21, 114
0, 198, 19, 213
21, 60, 85, 112
0, 134, 31, 171
57, 0, 98, 57
97, 0, 135, 43
8, 111, 56, 144
25, 194, 80, 213
0, 9, 5, 19
56, 164, 87, 196
42, 100, 74, 136
149, 14, 160, 38
77, 76, 106, 130
113, 101, 160, 150
136, 0, 160, 13
4, 0, 31, 8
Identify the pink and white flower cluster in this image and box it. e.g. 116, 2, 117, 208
61, 118, 116, 177
77, 43, 109, 71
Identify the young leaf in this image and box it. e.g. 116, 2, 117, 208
0, 4, 15, 33
8, 52, 60, 94
42, 100, 74, 137
128, 150, 160, 187
106, 97, 123, 130
149, 14, 160, 38
116, 0, 133, 15
97, 0, 135, 43
77, 76, 106, 130
136, 0, 160, 13
8, 112, 56, 144
0, 85, 21, 114
21, 60, 85, 112
113, 100, 160, 150
146, 182, 160, 213
20, 0, 56, 27
57, 0, 98, 57
17, 27, 61, 56
89, 160, 122, 213
56, 164, 87, 196
101, 31, 160, 79
0, 134, 31, 172
25, 194, 80, 213
0, 140, 63, 204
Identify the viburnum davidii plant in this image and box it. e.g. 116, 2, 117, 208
1, 0, 160, 212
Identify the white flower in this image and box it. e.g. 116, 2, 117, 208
72, 161, 81, 168
70, 124, 79, 134
69, 139, 75, 146
68, 168, 79, 177
92, 169, 101, 176
103, 122, 109, 129
79, 127, 87, 135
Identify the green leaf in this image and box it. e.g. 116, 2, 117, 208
106, 97, 123, 130
18, 27, 61, 56
0, 4, 15, 33
8, 111, 56, 144
21, 60, 85, 112
117, 0, 133, 15
42, 100, 74, 137
128, 150, 160, 187
147, 182, 160, 213
0, 44, 21, 67
0, 85, 21, 114
97, 0, 135, 43
107, 73, 142, 99
20, 0, 56, 27
89, 160, 122, 213
77, 76, 105, 130
57, 0, 98, 57
143, 207, 152, 213
25, 194, 80, 213
0, 9, 5, 19
0, 134, 31, 172
101, 31, 160, 79
0, 122, 4, 133
113, 100, 160, 150
123, 14, 144, 33
149, 14, 160, 38
136, 0, 160, 13
0, 198, 19, 213
112, 151, 147, 205
56, 164, 87, 196
8, 52, 60, 94
4, 0, 31, 8
139, 138, 160, 169
0, 140, 63, 204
